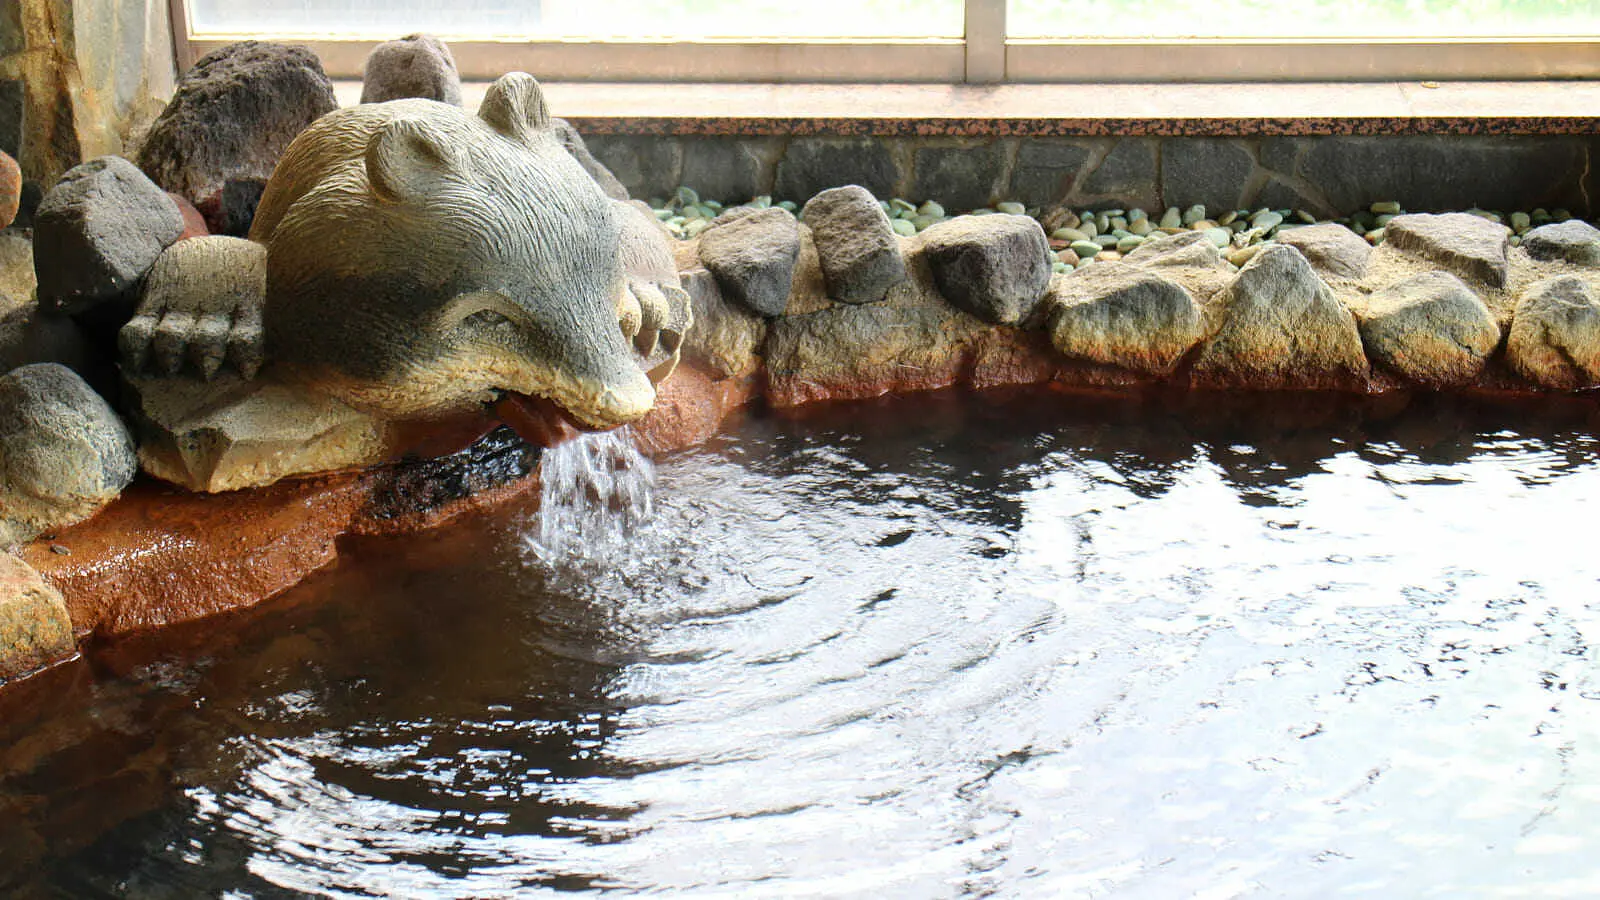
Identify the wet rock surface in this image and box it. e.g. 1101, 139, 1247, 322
0, 364, 137, 546
0, 302, 92, 377
697, 206, 801, 317
1506, 275, 1600, 390
0, 552, 73, 681
1192, 244, 1368, 389
360, 33, 462, 106
800, 186, 906, 304
1384, 213, 1510, 289
918, 214, 1051, 325
1042, 262, 1203, 376
1523, 220, 1600, 267
136, 41, 337, 233
33, 157, 183, 317
1356, 271, 1499, 387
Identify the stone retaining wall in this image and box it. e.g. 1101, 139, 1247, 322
586, 133, 1599, 219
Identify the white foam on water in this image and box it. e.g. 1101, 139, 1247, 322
523, 427, 657, 568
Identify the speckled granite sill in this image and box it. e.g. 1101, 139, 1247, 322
335, 80, 1598, 137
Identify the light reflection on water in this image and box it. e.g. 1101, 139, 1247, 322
2, 390, 1599, 898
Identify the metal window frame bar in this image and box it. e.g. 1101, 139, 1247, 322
173, 1, 1599, 83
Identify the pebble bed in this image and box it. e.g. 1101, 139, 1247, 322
650, 187, 1584, 275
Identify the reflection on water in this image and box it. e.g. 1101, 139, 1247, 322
3, 389, 1600, 898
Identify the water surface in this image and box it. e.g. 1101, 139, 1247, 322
3, 389, 1598, 898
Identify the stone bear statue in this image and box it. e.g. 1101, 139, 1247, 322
120, 73, 689, 491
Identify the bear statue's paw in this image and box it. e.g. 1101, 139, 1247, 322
119, 235, 267, 381
624, 277, 692, 385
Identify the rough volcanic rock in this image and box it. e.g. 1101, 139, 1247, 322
1041, 262, 1203, 376
0, 553, 74, 680
360, 34, 462, 106
551, 118, 630, 202
679, 267, 766, 378
800, 185, 906, 304
918, 214, 1051, 325
1275, 223, 1372, 279
1356, 271, 1499, 387
697, 206, 801, 317
1522, 220, 1600, 267
1505, 275, 1600, 390
1384, 213, 1510, 288
32, 156, 183, 317
1123, 230, 1227, 269
0, 364, 137, 546
136, 41, 337, 233
1192, 244, 1368, 389
0, 150, 19, 229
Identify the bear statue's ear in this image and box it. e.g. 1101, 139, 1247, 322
366, 117, 470, 203
478, 71, 552, 144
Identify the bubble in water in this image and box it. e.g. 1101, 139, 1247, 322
524, 427, 657, 568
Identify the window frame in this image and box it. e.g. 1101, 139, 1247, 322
170, 0, 1600, 82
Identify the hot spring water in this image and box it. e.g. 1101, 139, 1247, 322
3, 390, 1598, 897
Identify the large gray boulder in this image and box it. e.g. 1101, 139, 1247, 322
1041, 262, 1202, 376
33, 156, 183, 317
1356, 271, 1498, 387
1275, 223, 1372, 279
1384, 213, 1510, 288
136, 41, 338, 233
801, 185, 906, 304
1523, 220, 1600, 267
1506, 275, 1600, 390
918, 214, 1051, 325
0, 364, 137, 546
1192, 244, 1368, 388
697, 206, 801, 318
360, 34, 462, 106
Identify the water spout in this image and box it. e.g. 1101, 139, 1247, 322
524, 427, 656, 568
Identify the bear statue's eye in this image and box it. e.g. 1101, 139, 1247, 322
432, 291, 536, 336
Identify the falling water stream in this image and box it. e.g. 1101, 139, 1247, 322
2, 389, 1599, 897
524, 428, 657, 568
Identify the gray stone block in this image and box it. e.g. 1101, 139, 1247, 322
1300, 136, 1587, 214
775, 138, 897, 204
34, 156, 183, 317
587, 135, 683, 201
912, 142, 1008, 212
1160, 139, 1254, 211
680, 138, 776, 203
801, 185, 906, 304
919, 214, 1051, 325
1010, 139, 1093, 206
1078, 139, 1158, 209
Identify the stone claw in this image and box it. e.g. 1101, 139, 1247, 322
119, 236, 268, 383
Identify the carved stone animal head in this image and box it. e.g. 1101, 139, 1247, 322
250, 73, 682, 429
